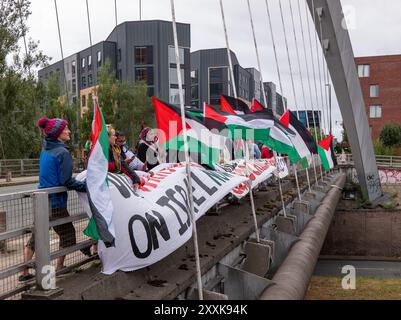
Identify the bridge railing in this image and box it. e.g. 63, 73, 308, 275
337, 154, 401, 169
0, 159, 85, 179
0, 188, 95, 300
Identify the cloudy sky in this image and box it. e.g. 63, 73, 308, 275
25, 0, 401, 141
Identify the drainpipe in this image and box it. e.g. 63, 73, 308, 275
260, 173, 346, 300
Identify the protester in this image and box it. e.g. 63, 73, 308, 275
19, 117, 90, 282
137, 127, 160, 171
253, 142, 261, 160
260, 144, 273, 159
107, 125, 141, 191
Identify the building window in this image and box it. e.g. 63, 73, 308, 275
72, 97, 77, 104
88, 55, 92, 69
82, 76, 86, 88
118, 49, 121, 62
66, 62, 70, 74
117, 69, 122, 80
370, 84, 379, 98
82, 95, 86, 107
135, 67, 154, 85
147, 87, 155, 97
370, 105, 382, 118
88, 74, 93, 87
97, 51, 102, 67
72, 79, 76, 93
209, 67, 227, 105
169, 68, 185, 85
358, 64, 370, 78
135, 46, 153, 65
72, 60, 76, 77
191, 70, 199, 108
168, 46, 184, 65
81, 57, 86, 69
170, 88, 185, 105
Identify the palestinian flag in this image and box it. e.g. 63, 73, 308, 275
250, 99, 265, 112
204, 104, 301, 164
318, 135, 334, 171
221, 95, 251, 114
153, 97, 225, 167
280, 110, 315, 168
84, 96, 115, 247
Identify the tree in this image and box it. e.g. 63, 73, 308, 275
0, 0, 50, 159
379, 123, 401, 147
114, 80, 153, 147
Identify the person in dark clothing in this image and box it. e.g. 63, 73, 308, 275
137, 127, 160, 171
20, 117, 89, 282
107, 125, 141, 190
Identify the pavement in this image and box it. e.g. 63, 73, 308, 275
0, 176, 38, 188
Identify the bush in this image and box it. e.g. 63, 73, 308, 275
374, 139, 396, 156
380, 123, 401, 147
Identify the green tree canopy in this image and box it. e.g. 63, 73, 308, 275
379, 123, 401, 148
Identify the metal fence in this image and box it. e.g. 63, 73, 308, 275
0, 188, 96, 300
337, 154, 401, 169
0, 159, 85, 179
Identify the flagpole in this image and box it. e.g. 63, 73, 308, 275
220, 0, 260, 242
170, 0, 203, 300
246, 0, 289, 217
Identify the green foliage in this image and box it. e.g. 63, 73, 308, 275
0, 0, 49, 159
308, 127, 324, 142
379, 123, 401, 147
374, 139, 396, 156
114, 80, 154, 146
356, 198, 372, 209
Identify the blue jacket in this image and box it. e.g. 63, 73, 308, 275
39, 139, 86, 209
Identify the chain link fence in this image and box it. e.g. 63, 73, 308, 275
0, 188, 96, 300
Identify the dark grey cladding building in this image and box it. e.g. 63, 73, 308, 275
190, 48, 285, 112
263, 82, 287, 116
38, 20, 191, 112
190, 48, 257, 108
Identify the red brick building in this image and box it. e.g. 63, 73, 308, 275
355, 55, 401, 142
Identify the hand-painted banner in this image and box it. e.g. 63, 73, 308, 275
264, 157, 289, 179
214, 160, 276, 198
76, 166, 247, 274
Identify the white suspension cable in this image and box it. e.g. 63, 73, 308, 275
220, 0, 260, 242
114, 0, 118, 27
304, 0, 324, 181
277, 0, 304, 201
170, 0, 203, 300
54, 0, 69, 105
311, 0, 328, 136
297, 0, 319, 185
219, 0, 238, 99
264, 0, 302, 202
316, 4, 331, 139
288, 0, 312, 193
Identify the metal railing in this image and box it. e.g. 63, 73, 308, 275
0, 187, 95, 300
337, 153, 401, 169
0, 159, 85, 179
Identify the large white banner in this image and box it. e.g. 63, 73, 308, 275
77, 166, 247, 274
265, 157, 289, 179
214, 160, 276, 198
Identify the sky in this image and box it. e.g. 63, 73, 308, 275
24, 0, 401, 141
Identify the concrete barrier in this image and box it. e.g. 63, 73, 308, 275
260, 174, 346, 300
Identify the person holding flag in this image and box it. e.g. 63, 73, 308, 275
20, 117, 89, 282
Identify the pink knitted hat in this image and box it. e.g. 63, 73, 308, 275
37, 117, 68, 140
